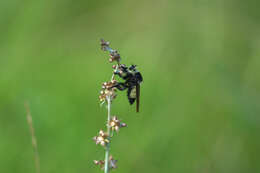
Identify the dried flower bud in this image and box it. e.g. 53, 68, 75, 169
94, 160, 104, 165
93, 130, 109, 146
108, 116, 127, 132
94, 160, 105, 170
93, 156, 117, 170
99, 95, 105, 102
109, 156, 118, 169
99, 80, 118, 102
100, 39, 109, 51
108, 50, 121, 63
104, 90, 109, 94
111, 80, 117, 84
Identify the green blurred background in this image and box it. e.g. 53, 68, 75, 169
1, 0, 260, 172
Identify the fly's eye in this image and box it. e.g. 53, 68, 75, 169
129, 65, 136, 71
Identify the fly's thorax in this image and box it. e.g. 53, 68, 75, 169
121, 71, 128, 78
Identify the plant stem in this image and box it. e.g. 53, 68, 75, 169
24, 102, 40, 173
111, 64, 119, 81
104, 96, 111, 173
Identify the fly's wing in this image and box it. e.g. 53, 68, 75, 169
135, 72, 143, 82
136, 84, 140, 112
135, 72, 142, 112
127, 86, 136, 105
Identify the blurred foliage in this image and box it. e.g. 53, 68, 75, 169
0, 0, 260, 173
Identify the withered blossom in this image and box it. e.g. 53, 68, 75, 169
94, 156, 118, 170
93, 130, 109, 146
100, 39, 121, 63
112, 65, 117, 69
99, 80, 118, 102
93, 160, 105, 169
100, 39, 110, 51
109, 50, 120, 63
108, 116, 127, 132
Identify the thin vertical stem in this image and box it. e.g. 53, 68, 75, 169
24, 102, 40, 173
111, 64, 119, 81
104, 96, 111, 173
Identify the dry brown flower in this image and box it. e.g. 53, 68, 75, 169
94, 156, 117, 170
93, 130, 110, 146
99, 80, 118, 102
108, 116, 127, 132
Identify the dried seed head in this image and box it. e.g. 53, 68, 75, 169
94, 160, 99, 165
111, 80, 117, 84
93, 130, 109, 146
104, 90, 109, 94
108, 116, 127, 132
100, 39, 109, 51
93, 160, 105, 170
108, 50, 121, 63
93, 156, 117, 170
99, 80, 118, 102
99, 95, 106, 102
109, 156, 118, 169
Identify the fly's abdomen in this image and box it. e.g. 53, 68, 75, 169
127, 86, 136, 104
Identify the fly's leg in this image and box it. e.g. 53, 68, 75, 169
112, 82, 127, 91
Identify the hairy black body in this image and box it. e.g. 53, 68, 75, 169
113, 65, 143, 112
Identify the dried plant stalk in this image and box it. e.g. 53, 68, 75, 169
24, 102, 40, 173
104, 96, 111, 173
93, 39, 128, 173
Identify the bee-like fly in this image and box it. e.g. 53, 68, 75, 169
113, 64, 143, 112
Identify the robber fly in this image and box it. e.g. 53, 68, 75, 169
113, 64, 143, 112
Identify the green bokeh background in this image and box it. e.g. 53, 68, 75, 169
1, 0, 260, 172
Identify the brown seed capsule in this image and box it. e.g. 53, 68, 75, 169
94, 160, 99, 165
100, 39, 109, 51
93, 130, 109, 146
111, 80, 117, 84
108, 116, 127, 132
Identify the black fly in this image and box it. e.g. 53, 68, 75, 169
113, 64, 143, 112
